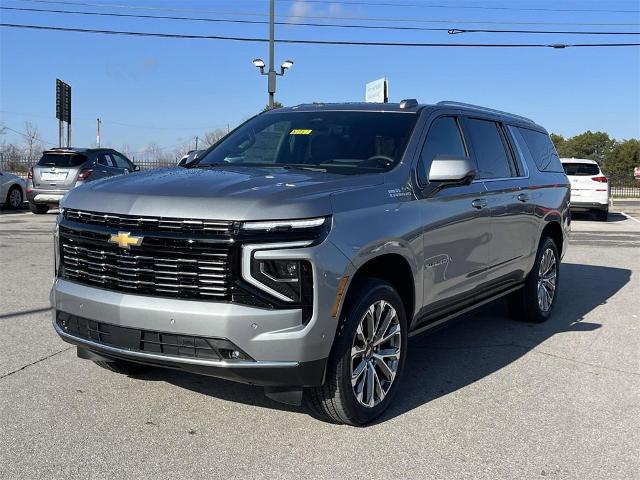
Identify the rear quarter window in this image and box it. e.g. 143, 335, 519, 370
514, 127, 564, 173
38, 153, 88, 167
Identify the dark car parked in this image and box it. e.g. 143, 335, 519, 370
27, 147, 138, 214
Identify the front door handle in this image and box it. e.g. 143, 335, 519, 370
517, 193, 529, 202
471, 198, 487, 209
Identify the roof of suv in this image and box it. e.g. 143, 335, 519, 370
560, 158, 598, 164
271, 100, 541, 129
42, 147, 115, 154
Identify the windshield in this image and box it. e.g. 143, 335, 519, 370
194, 111, 418, 174
38, 153, 88, 167
562, 162, 600, 176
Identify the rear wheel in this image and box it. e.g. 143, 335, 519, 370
307, 278, 407, 426
508, 236, 560, 323
95, 359, 155, 376
28, 202, 49, 214
5, 186, 23, 209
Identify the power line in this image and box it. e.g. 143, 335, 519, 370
11, 0, 640, 27
1, 125, 58, 146
280, 0, 640, 14
3, 6, 639, 36
1, 110, 219, 130
2, 22, 640, 48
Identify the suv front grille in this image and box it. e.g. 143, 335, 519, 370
59, 222, 232, 300
64, 208, 234, 235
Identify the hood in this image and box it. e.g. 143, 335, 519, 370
62, 166, 384, 220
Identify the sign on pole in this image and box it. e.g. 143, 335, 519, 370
55, 79, 72, 147
365, 78, 388, 103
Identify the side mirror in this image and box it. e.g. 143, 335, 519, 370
428, 156, 476, 186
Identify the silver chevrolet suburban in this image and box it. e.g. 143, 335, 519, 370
51, 101, 570, 425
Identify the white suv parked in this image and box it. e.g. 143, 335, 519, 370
561, 158, 610, 221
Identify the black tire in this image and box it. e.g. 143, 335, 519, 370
94, 359, 154, 376
4, 185, 23, 209
28, 202, 49, 214
596, 209, 608, 222
306, 278, 408, 426
508, 236, 560, 323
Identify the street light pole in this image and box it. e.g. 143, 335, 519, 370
268, 0, 276, 108
252, 0, 293, 109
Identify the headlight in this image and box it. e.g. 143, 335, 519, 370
241, 217, 326, 231
250, 259, 312, 303
241, 241, 314, 304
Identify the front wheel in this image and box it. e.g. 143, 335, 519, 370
508, 236, 560, 323
307, 278, 408, 426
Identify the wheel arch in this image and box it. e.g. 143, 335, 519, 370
540, 220, 564, 256
341, 253, 416, 324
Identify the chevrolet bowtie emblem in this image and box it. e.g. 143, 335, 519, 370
109, 231, 143, 249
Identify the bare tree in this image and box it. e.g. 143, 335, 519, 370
23, 121, 43, 162
203, 128, 227, 147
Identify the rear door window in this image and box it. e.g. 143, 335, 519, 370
464, 118, 516, 179
417, 116, 467, 184
97, 153, 115, 167
111, 152, 133, 170
515, 127, 564, 173
37, 153, 87, 167
562, 163, 600, 176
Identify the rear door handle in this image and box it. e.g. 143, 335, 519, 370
517, 193, 529, 202
471, 198, 487, 209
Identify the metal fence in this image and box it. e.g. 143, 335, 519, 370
609, 176, 640, 198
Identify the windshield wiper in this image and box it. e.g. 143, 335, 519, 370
279, 165, 327, 173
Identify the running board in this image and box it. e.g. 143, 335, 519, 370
409, 284, 523, 338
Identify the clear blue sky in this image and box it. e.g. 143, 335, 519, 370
1, 0, 639, 153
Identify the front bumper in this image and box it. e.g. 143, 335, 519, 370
53, 313, 325, 386
50, 234, 351, 386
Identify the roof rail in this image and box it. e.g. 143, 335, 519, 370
436, 101, 535, 124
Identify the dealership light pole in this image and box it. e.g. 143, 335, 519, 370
252, 0, 293, 108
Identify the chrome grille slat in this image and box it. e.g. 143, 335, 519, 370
64, 209, 233, 235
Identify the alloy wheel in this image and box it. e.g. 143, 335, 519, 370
350, 300, 402, 408
9, 188, 22, 208
537, 248, 557, 312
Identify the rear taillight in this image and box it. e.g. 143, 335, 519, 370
592, 176, 608, 183
78, 168, 93, 180
27, 167, 33, 180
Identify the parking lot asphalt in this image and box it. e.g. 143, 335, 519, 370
1, 207, 638, 479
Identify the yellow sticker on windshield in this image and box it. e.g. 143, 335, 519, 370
290, 129, 312, 135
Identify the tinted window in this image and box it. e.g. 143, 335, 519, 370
562, 163, 600, 176
418, 116, 466, 184
111, 152, 133, 170
517, 127, 563, 173
97, 153, 114, 167
195, 112, 418, 175
37, 153, 87, 167
465, 119, 514, 179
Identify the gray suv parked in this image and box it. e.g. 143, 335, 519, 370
27, 147, 137, 214
51, 101, 569, 425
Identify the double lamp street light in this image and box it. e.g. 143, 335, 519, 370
252, 58, 294, 109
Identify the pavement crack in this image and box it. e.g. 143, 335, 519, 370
0, 346, 73, 381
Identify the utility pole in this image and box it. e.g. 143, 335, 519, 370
268, 0, 275, 108
195, 136, 199, 150
96, 118, 101, 147
58, 120, 63, 148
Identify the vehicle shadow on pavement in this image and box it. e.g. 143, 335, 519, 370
136, 262, 630, 423
383, 262, 631, 423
